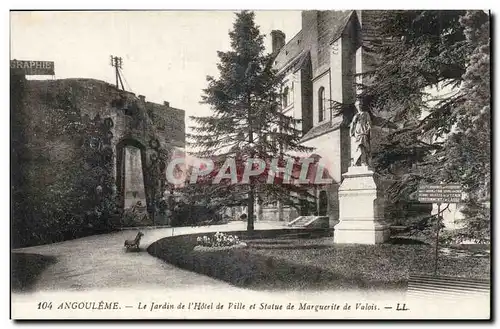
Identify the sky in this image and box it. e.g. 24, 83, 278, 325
10, 11, 302, 137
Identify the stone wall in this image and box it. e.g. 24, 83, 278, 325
330, 38, 343, 106
356, 10, 385, 83
22, 78, 185, 152
300, 58, 314, 135
341, 17, 359, 106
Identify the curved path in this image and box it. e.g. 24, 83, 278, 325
12, 221, 285, 292
12, 221, 435, 320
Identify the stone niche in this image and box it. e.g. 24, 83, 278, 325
123, 145, 147, 209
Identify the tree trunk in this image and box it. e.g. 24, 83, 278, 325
247, 186, 255, 231
257, 197, 264, 221
247, 92, 255, 231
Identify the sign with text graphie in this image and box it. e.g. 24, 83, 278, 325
417, 183, 462, 204
10, 59, 55, 75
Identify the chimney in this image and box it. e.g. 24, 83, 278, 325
138, 95, 145, 102
163, 101, 170, 107
271, 30, 286, 55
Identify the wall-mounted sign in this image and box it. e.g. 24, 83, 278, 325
10, 60, 55, 75
417, 183, 462, 204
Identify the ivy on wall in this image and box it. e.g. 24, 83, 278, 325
11, 77, 118, 247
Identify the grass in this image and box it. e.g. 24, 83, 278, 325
148, 232, 490, 291
11, 252, 58, 292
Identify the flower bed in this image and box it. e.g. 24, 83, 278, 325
195, 232, 247, 251
196, 232, 240, 247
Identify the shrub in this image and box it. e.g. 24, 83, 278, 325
170, 203, 223, 227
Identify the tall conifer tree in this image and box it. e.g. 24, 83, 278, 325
188, 11, 313, 231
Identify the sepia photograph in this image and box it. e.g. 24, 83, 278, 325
9, 7, 491, 320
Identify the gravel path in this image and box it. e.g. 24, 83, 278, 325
12, 221, 286, 292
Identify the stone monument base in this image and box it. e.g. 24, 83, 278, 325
333, 165, 390, 245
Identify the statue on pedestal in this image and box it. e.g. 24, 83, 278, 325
350, 107, 372, 167
335, 107, 390, 245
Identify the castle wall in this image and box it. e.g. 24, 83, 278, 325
12, 77, 185, 240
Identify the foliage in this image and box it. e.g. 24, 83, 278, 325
170, 202, 223, 227
360, 10, 490, 240
453, 200, 491, 243
445, 11, 491, 243
144, 147, 169, 223
188, 11, 315, 231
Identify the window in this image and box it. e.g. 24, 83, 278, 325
318, 87, 326, 122
283, 86, 289, 108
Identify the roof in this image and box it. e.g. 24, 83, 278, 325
329, 10, 357, 44
277, 50, 310, 75
300, 119, 344, 143
273, 11, 357, 73
273, 30, 304, 72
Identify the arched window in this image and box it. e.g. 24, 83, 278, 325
283, 86, 289, 108
318, 87, 326, 122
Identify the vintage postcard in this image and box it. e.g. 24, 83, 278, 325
10, 9, 491, 320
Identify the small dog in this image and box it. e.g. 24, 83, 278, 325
124, 231, 144, 251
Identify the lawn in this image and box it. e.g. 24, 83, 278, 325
11, 252, 58, 292
147, 233, 490, 291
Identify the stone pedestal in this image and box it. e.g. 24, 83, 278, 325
333, 165, 390, 244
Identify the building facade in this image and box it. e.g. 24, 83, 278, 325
258, 10, 381, 225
